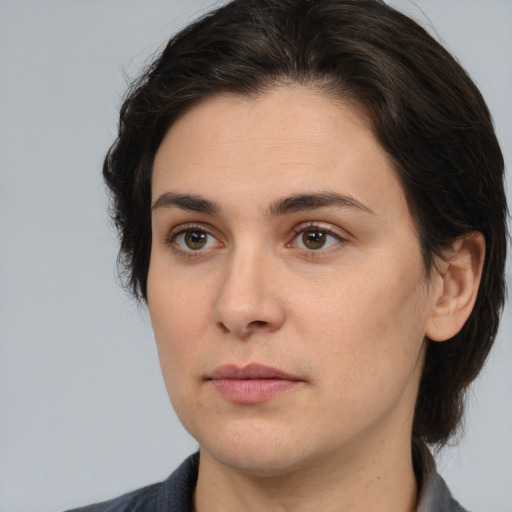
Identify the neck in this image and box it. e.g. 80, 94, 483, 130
194, 433, 418, 512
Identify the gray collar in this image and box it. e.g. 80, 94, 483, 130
416, 447, 469, 512
156, 449, 470, 512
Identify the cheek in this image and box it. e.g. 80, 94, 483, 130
295, 260, 430, 395
147, 268, 211, 383
148, 279, 213, 434
148, 252, 212, 336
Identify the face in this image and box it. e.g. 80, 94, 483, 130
148, 87, 439, 477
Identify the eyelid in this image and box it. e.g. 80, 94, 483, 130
167, 222, 217, 239
287, 221, 349, 252
165, 222, 224, 256
291, 221, 348, 239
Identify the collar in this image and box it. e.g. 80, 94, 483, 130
158, 450, 468, 512
416, 445, 468, 512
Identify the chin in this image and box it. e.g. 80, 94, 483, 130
206, 446, 308, 477
195, 423, 326, 478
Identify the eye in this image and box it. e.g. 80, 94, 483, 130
171, 227, 222, 253
289, 225, 344, 251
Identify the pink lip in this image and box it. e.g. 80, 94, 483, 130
208, 363, 303, 404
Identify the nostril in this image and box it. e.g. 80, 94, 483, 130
249, 320, 268, 328
217, 322, 230, 334
215, 319, 269, 336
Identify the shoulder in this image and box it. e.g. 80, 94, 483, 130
63, 483, 160, 512
63, 453, 200, 512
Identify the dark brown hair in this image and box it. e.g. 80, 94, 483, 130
104, 0, 508, 446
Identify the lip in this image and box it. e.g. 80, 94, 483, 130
210, 363, 299, 380
208, 363, 303, 404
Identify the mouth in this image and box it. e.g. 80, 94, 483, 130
207, 363, 303, 404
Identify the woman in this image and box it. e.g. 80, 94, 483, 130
67, 0, 508, 510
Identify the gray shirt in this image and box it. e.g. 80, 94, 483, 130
65, 450, 469, 512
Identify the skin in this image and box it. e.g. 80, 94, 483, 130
147, 86, 455, 512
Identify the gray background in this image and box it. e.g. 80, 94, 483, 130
0, 1, 510, 511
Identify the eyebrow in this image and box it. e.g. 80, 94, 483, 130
152, 191, 375, 217
268, 192, 376, 217
152, 192, 220, 214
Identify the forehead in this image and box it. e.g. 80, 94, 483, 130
152, 86, 410, 222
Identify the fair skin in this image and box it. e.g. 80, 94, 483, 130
148, 86, 484, 512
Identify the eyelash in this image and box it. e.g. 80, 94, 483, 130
166, 223, 223, 258
287, 222, 347, 254
165, 222, 347, 259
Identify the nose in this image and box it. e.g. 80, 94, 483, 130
211, 249, 285, 338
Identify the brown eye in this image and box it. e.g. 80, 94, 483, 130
171, 228, 220, 253
183, 230, 208, 250
170, 226, 223, 255
290, 226, 343, 252
301, 229, 327, 250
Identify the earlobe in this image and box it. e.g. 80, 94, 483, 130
425, 232, 485, 342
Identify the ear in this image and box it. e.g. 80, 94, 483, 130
425, 232, 485, 342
